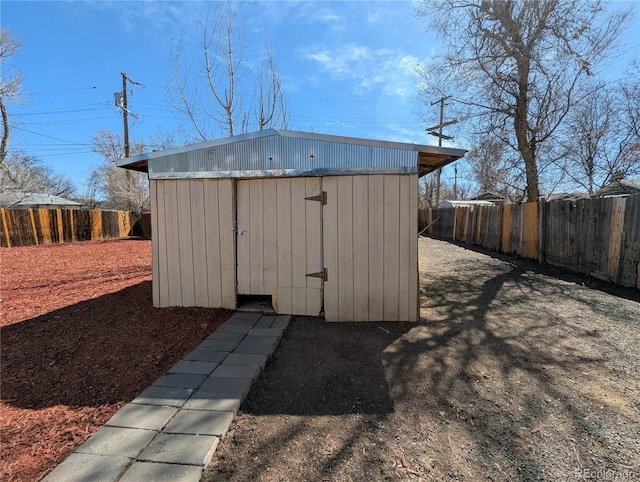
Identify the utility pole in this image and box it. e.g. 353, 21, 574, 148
114, 72, 141, 211
115, 72, 141, 158
454, 164, 458, 199
426, 96, 457, 206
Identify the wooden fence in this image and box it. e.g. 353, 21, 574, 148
0, 209, 133, 248
419, 194, 640, 289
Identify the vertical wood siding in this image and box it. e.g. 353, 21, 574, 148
151, 179, 236, 309
323, 174, 418, 322
236, 178, 323, 316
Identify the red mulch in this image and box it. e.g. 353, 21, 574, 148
0, 238, 232, 482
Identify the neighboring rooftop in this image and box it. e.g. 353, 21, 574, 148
437, 200, 497, 209
0, 191, 83, 209
593, 179, 640, 198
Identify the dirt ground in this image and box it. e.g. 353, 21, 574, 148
204, 237, 640, 482
0, 239, 231, 482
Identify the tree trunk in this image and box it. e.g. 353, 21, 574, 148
0, 95, 8, 164
514, 61, 540, 202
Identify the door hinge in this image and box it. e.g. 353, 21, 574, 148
305, 191, 327, 205
306, 268, 328, 281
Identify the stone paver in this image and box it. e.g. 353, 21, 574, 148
207, 330, 246, 342
197, 339, 239, 352
215, 323, 254, 334
43, 453, 130, 482
152, 372, 207, 389
183, 349, 228, 363
118, 461, 203, 482
48, 312, 293, 480
169, 359, 219, 375
137, 433, 219, 465
233, 339, 277, 356
130, 386, 194, 407
243, 334, 280, 345
75, 427, 157, 458
249, 327, 284, 338
210, 364, 261, 380
199, 375, 253, 395
272, 315, 292, 330
105, 404, 176, 431
228, 312, 262, 322
223, 352, 268, 367
163, 409, 235, 437
183, 392, 244, 414
254, 315, 276, 328
225, 317, 260, 327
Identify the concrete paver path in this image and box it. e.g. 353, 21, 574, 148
44, 312, 291, 482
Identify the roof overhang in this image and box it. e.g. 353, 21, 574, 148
418, 149, 465, 177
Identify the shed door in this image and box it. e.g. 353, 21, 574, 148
236, 178, 324, 316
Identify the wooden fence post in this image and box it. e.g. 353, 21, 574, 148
1, 208, 11, 248
90, 210, 103, 240
502, 204, 511, 253
56, 209, 64, 244
608, 197, 626, 284
524, 202, 538, 259
28, 209, 39, 245
38, 209, 52, 244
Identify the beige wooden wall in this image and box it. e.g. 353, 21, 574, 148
323, 174, 418, 322
150, 179, 236, 309
151, 174, 419, 321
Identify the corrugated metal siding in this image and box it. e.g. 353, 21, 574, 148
148, 136, 419, 179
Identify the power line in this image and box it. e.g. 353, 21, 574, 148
12, 99, 114, 116
12, 126, 90, 146
30, 84, 119, 95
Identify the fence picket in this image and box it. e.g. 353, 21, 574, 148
0, 209, 134, 248
419, 194, 640, 289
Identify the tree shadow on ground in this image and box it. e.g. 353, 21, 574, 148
1, 281, 230, 409
210, 317, 414, 481
206, 241, 640, 482
243, 317, 415, 416
388, 244, 639, 479
431, 237, 640, 303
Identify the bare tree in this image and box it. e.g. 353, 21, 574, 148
465, 135, 528, 202
559, 74, 640, 194
0, 151, 76, 207
419, 175, 438, 208
618, 61, 640, 172
88, 129, 150, 214
168, 0, 288, 142
148, 127, 177, 152
250, 38, 288, 131
0, 28, 23, 164
416, 0, 633, 201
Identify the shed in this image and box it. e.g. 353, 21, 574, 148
118, 129, 466, 322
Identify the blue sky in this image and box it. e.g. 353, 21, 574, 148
2, 0, 639, 192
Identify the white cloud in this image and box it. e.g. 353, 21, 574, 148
302, 44, 422, 99
77, 1, 207, 36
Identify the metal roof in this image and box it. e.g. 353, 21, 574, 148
117, 129, 466, 179
0, 191, 83, 209
437, 200, 496, 209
